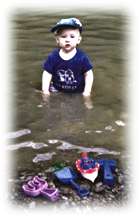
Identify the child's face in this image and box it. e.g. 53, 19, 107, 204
56, 28, 82, 53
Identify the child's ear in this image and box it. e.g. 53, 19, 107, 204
77, 36, 82, 45
55, 36, 59, 45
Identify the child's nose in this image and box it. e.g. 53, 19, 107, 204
65, 37, 70, 42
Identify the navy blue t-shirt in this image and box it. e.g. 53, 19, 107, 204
43, 48, 93, 93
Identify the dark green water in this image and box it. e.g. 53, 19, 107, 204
8, 11, 129, 208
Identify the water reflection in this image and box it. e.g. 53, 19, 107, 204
42, 91, 93, 109
83, 95, 94, 109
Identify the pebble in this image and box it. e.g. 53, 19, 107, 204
48, 181, 56, 187
94, 182, 106, 193
117, 174, 125, 184
20, 176, 26, 180
60, 187, 71, 195
119, 185, 125, 190
62, 195, 68, 200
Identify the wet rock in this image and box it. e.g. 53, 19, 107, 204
74, 194, 81, 202
60, 186, 71, 195
118, 184, 125, 191
61, 195, 68, 200
48, 181, 56, 188
117, 173, 125, 185
44, 167, 56, 173
94, 182, 106, 193
19, 175, 27, 181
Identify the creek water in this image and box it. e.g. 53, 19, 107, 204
7, 11, 129, 209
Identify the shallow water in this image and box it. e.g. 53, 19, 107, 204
8, 11, 129, 207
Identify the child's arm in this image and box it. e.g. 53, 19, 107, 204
83, 69, 94, 97
42, 70, 52, 95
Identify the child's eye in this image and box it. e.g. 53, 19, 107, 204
70, 35, 75, 38
61, 35, 66, 38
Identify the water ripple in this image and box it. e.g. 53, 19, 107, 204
7, 141, 48, 150
55, 140, 120, 155
33, 152, 56, 163
4, 129, 31, 139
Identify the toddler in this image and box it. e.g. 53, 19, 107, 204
42, 17, 93, 97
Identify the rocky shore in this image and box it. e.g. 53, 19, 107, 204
8, 165, 130, 211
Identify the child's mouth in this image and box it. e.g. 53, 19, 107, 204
65, 44, 71, 48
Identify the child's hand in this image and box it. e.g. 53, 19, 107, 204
42, 90, 50, 96
83, 94, 93, 109
82, 91, 91, 97
42, 91, 50, 103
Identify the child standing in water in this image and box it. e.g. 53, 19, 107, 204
42, 18, 93, 97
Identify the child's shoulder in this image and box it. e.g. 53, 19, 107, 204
76, 48, 90, 59
77, 48, 85, 54
48, 48, 60, 57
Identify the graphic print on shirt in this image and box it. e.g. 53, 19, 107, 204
56, 69, 77, 90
